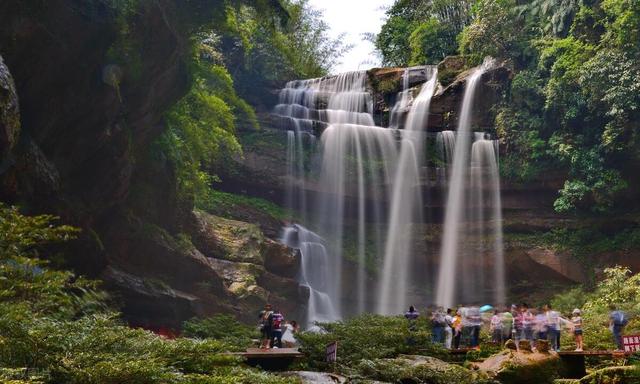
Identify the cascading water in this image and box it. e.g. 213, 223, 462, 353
436, 130, 455, 183
281, 225, 338, 325
377, 67, 438, 314
436, 58, 505, 308
470, 139, 505, 305
389, 68, 411, 128
276, 67, 440, 320
277, 61, 504, 321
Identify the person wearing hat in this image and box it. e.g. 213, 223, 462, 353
571, 308, 583, 352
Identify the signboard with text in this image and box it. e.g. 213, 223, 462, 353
325, 341, 338, 363
622, 334, 640, 352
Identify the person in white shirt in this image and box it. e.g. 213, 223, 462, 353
444, 308, 454, 349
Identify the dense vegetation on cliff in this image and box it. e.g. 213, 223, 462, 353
377, 0, 640, 214
156, 0, 347, 208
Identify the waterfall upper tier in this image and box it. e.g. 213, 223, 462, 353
270, 59, 511, 135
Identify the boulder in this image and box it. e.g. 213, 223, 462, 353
279, 371, 347, 384
191, 210, 265, 264
207, 258, 268, 305
475, 349, 562, 384
577, 366, 640, 384
263, 238, 299, 278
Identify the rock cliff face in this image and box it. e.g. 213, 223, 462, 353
0, 1, 306, 328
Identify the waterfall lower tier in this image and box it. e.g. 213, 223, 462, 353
282, 225, 338, 325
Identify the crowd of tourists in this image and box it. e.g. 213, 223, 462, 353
257, 304, 300, 349
406, 303, 631, 352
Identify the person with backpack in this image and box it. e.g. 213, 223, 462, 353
270, 308, 284, 348
609, 305, 628, 351
258, 304, 274, 349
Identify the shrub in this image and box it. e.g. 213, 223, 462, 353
295, 314, 446, 372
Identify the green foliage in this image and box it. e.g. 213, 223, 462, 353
354, 356, 485, 384
550, 266, 640, 351
458, 0, 524, 65
0, 205, 291, 384
182, 314, 256, 350
202, 190, 289, 221
376, 0, 473, 66
159, 57, 245, 206
295, 314, 446, 372
408, 18, 457, 65
225, 0, 350, 106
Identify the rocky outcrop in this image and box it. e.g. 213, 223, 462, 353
474, 349, 562, 384
0, 54, 19, 165
0, 1, 304, 329
279, 371, 347, 384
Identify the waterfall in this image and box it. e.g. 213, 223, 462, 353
377, 67, 438, 314
436, 58, 505, 308
470, 139, 505, 306
436, 130, 455, 183
276, 62, 503, 321
389, 68, 411, 128
282, 225, 338, 326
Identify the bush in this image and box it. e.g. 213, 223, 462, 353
0, 205, 291, 384
295, 314, 446, 372
182, 314, 256, 350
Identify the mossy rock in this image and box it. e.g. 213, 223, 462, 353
192, 210, 265, 264
355, 355, 492, 384
437, 56, 469, 87
475, 350, 562, 384
578, 366, 640, 384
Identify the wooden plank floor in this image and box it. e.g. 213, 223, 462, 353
558, 350, 633, 356
238, 348, 303, 359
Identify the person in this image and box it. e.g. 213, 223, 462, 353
544, 304, 566, 352
609, 305, 628, 351
282, 320, 299, 347
258, 304, 274, 349
405, 305, 420, 345
501, 308, 514, 341
452, 309, 463, 349
490, 310, 503, 344
467, 305, 482, 349
444, 308, 454, 349
571, 309, 583, 352
431, 307, 446, 345
533, 308, 546, 343
405, 306, 420, 331
515, 303, 534, 349
270, 308, 284, 348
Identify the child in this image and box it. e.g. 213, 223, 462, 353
571, 309, 583, 352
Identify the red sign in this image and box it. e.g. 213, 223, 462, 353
622, 334, 640, 352
325, 341, 338, 363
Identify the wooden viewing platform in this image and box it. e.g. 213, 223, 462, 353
233, 348, 304, 370
558, 350, 633, 356
557, 350, 634, 379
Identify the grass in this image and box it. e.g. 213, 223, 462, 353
202, 189, 290, 221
